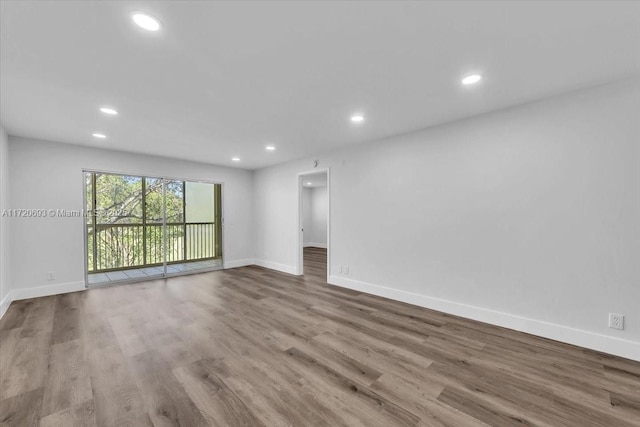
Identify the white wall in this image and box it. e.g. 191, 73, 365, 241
302, 187, 313, 246
254, 77, 640, 361
7, 137, 255, 301
0, 125, 10, 317
303, 186, 327, 248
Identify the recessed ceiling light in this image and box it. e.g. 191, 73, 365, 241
92, 133, 107, 139
99, 107, 118, 115
462, 74, 482, 85
351, 114, 365, 123
265, 145, 276, 151
306, 182, 312, 186
132, 13, 161, 31
232, 157, 240, 162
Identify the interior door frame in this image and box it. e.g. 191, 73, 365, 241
81, 168, 225, 287
296, 167, 330, 281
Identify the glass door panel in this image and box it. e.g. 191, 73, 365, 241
94, 173, 144, 272
164, 180, 185, 265
142, 177, 166, 277
184, 182, 222, 272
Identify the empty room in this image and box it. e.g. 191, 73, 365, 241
0, 1, 639, 426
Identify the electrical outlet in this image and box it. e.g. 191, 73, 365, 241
609, 313, 624, 330
343, 266, 349, 274
338, 266, 343, 273
47, 272, 55, 281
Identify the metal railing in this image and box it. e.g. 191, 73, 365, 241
87, 222, 216, 272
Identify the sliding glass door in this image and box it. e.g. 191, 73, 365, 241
84, 171, 222, 285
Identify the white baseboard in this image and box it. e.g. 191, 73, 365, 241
0, 291, 12, 319
11, 281, 86, 302
0, 281, 87, 320
224, 258, 256, 269
254, 259, 298, 275
304, 242, 327, 249
329, 275, 640, 362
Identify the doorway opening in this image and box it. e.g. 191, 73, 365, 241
83, 170, 223, 287
297, 169, 329, 280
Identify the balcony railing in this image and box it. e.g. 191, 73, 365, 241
87, 222, 216, 272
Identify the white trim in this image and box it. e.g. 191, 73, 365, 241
0, 281, 87, 314
326, 169, 331, 282
328, 275, 640, 362
0, 291, 13, 319
254, 259, 297, 275
303, 242, 327, 249
11, 281, 86, 301
224, 258, 256, 269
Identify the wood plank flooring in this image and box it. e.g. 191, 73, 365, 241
1, 247, 639, 426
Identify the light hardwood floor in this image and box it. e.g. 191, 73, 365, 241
1, 247, 639, 426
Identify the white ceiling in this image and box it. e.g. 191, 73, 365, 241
1, 1, 639, 170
